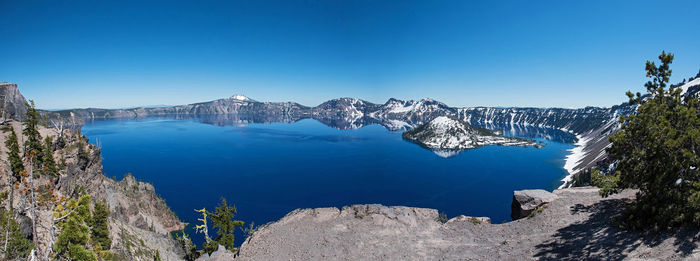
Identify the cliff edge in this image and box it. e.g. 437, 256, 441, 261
236, 187, 699, 260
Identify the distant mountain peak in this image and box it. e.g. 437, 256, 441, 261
230, 94, 252, 101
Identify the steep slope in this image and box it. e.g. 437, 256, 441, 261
370, 98, 456, 125
559, 79, 700, 187
0, 84, 185, 260
0, 82, 28, 122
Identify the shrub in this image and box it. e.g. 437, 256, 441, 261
605, 51, 700, 229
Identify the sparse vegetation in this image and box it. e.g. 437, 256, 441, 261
590, 169, 619, 195
0, 192, 34, 259
469, 217, 482, 225
241, 222, 257, 240
175, 231, 199, 261
527, 205, 548, 219
437, 212, 448, 223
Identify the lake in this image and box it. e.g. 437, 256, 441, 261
81, 116, 575, 246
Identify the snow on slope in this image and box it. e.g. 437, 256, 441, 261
231, 94, 251, 101
680, 77, 700, 94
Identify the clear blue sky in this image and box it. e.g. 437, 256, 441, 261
1, 0, 699, 109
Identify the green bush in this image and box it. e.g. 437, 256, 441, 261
605, 51, 700, 229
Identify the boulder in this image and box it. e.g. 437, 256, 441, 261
447, 215, 491, 224
16, 214, 33, 240
196, 245, 236, 261
510, 189, 558, 220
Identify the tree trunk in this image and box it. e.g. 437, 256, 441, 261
28, 158, 40, 258
4, 174, 13, 252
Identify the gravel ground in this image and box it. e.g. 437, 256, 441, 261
235, 187, 699, 260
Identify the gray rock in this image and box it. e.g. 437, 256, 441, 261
196, 245, 235, 261
16, 214, 33, 240
0, 83, 28, 121
447, 215, 491, 224
510, 189, 558, 220
235, 188, 698, 260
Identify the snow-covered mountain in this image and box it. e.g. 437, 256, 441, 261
402, 116, 540, 156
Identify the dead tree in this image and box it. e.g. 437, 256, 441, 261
50, 117, 64, 140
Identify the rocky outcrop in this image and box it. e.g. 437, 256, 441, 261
195, 245, 236, 261
0, 82, 28, 122
110, 219, 184, 260
510, 189, 559, 220
236, 188, 699, 260
446, 215, 491, 224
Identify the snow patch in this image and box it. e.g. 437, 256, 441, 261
559, 134, 591, 189
231, 94, 251, 101
679, 77, 700, 94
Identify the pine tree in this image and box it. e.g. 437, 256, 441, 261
22, 100, 43, 163
4, 130, 23, 212
208, 197, 244, 252
42, 136, 59, 176
5, 130, 24, 181
90, 202, 111, 250
605, 51, 700, 228
53, 194, 97, 261
154, 249, 162, 261
176, 232, 200, 261
0, 209, 33, 259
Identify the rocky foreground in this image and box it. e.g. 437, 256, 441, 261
234, 187, 699, 260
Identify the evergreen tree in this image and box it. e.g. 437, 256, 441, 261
22, 100, 43, 162
605, 51, 700, 228
154, 249, 162, 261
0, 209, 33, 259
175, 232, 200, 261
5, 130, 24, 181
42, 136, 59, 176
53, 194, 97, 261
208, 197, 244, 252
90, 202, 111, 250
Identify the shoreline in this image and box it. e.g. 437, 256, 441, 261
559, 134, 589, 189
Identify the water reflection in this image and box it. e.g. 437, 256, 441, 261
83, 113, 576, 144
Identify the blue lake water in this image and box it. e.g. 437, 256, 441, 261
81, 116, 575, 246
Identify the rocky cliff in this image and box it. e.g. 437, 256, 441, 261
0, 84, 185, 260
235, 187, 699, 260
0, 83, 28, 122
